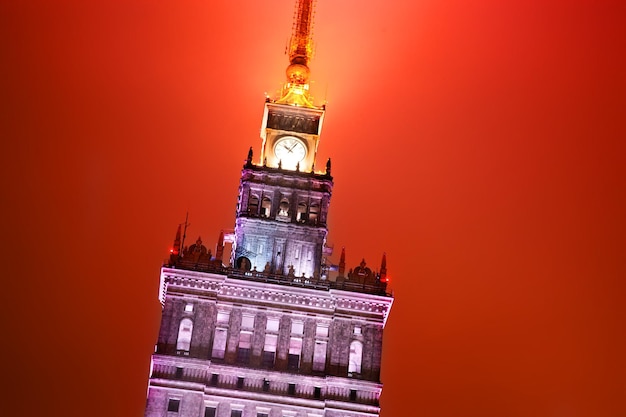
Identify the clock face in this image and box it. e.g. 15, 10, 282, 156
273, 136, 307, 168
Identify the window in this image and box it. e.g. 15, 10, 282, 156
291, 321, 304, 335
237, 332, 252, 364
278, 199, 290, 217
349, 389, 357, 401
261, 196, 272, 217
262, 379, 270, 392
167, 399, 180, 412
266, 318, 279, 332
175, 367, 183, 379
316, 324, 328, 337
312, 340, 327, 372
237, 377, 244, 389
314, 387, 321, 399
262, 334, 277, 368
231, 410, 242, 417
241, 314, 255, 329
176, 318, 193, 352
184, 303, 193, 312
248, 194, 259, 214
212, 327, 227, 359
348, 340, 363, 374
309, 202, 319, 223
257, 413, 269, 417
209, 373, 219, 386
204, 407, 216, 417
288, 337, 302, 371
354, 325, 362, 335
297, 202, 307, 221
288, 383, 296, 396
217, 311, 230, 324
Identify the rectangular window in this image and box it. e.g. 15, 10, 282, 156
288, 337, 302, 371
237, 377, 244, 389
212, 327, 227, 359
262, 334, 277, 368
231, 410, 243, 417
175, 367, 183, 379
314, 386, 321, 399
184, 303, 193, 312
266, 318, 279, 332
287, 353, 299, 370
312, 340, 327, 372
237, 348, 250, 364
237, 332, 252, 364
315, 324, 329, 338
288, 383, 296, 396
263, 379, 270, 392
291, 321, 304, 335
264, 334, 277, 351
204, 407, 216, 417
261, 334, 278, 368
217, 311, 230, 323
262, 350, 275, 368
350, 389, 357, 401
167, 399, 180, 412
242, 314, 255, 329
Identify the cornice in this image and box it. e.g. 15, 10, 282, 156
160, 267, 392, 324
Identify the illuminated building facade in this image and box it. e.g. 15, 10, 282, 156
143, 1, 393, 417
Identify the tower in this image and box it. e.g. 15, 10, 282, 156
144, 2, 393, 417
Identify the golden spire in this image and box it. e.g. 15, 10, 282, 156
275, 0, 317, 108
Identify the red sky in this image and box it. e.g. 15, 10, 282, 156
1, 1, 625, 416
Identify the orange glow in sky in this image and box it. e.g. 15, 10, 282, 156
1, 1, 624, 416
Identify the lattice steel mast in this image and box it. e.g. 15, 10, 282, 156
276, 0, 317, 107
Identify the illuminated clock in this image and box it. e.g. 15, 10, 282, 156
273, 136, 307, 167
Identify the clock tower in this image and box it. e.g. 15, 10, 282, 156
143, 2, 393, 417
259, 0, 324, 173
232, 0, 329, 279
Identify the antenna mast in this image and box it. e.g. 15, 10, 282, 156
276, 0, 318, 107
289, 0, 315, 68
181, 212, 190, 255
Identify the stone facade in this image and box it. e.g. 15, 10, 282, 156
144, 268, 392, 417
233, 163, 333, 279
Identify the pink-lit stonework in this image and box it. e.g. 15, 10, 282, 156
143, 1, 393, 416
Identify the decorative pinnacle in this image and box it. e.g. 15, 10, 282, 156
277, 0, 317, 107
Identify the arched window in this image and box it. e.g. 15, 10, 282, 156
248, 195, 259, 215
309, 202, 320, 223
348, 340, 363, 374
278, 199, 290, 217
297, 202, 308, 222
236, 256, 251, 271
261, 196, 272, 217
176, 318, 193, 353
